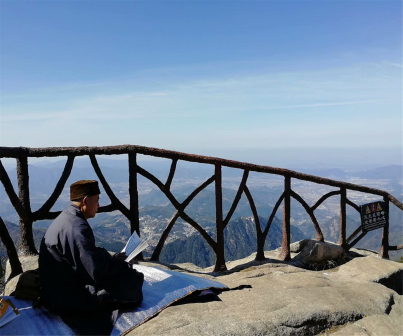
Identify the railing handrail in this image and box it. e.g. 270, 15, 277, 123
0, 144, 402, 278
1, 145, 401, 210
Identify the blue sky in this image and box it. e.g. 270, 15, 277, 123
0, 1, 402, 167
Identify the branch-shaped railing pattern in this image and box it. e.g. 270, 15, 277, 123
90, 154, 131, 219
136, 165, 218, 260
311, 190, 341, 211
33, 155, 75, 221
151, 174, 215, 261
290, 190, 324, 242
0, 216, 23, 279
0, 145, 402, 280
0, 161, 27, 221
243, 185, 265, 260
223, 170, 249, 228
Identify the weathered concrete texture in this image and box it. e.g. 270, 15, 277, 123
128, 253, 403, 336
4, 255, 38, 295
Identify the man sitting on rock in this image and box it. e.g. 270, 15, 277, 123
39, 180, 144, 335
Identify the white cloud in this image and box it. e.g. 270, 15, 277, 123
1, 61, 401, 149
382, 61, 403, 68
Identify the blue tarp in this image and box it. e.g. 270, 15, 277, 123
1, 265, 227, 336
0, 297, 75, 335
112, 265, 228, 335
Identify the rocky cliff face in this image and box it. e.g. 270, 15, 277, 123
4, 243, 403, 336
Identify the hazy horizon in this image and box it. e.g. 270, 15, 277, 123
1, 146, 402, 172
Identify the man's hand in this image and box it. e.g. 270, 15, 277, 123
113, 252, 138, 264
113, 252, 127, 260
126, 256, 138, 264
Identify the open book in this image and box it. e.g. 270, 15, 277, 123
0, 297, 19, 328
122, 231, 149, 262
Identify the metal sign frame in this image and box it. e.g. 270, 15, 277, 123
360, 201, 388, 233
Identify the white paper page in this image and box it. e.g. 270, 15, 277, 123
125, 240, 149, 262
122, 231, 141, 255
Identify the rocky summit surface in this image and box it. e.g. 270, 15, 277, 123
130, 248, 403, 336
4, 243, 403, 336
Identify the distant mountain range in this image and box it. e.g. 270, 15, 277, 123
0, 213, 303, 269
3, 158, 403, 184
1, 158, 401, 212
1, 158, 402, 269
159, 216, 305, 268
298, 165, 403, 180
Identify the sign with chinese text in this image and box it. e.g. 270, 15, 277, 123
360, 201, 388, 232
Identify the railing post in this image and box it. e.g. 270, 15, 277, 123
338, 187, 347, 249
379, 196, 390, 258
279, 175, 291, 261
128, 153, 140, 235
256, 235, 266, 261
17, 156, 37, 255
128, 152, 142, 259
214, 164, 227, 271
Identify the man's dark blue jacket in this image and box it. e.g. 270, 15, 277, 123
39, 203, 143, 315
